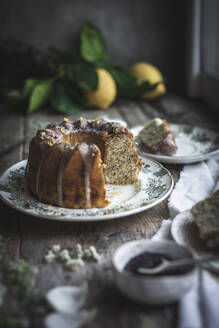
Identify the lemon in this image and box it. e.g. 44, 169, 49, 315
84, 68, 117, 109
130, 62, 166, 100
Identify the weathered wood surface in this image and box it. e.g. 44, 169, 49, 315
0, 94, 218, 328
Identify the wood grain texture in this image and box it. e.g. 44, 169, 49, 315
0, 105, 23, 261
0, 94, 217, 327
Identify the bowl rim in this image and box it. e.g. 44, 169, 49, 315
112, 239, 197, 281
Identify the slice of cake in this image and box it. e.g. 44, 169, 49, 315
191, 190, 219, 248
137, 118, 177, 156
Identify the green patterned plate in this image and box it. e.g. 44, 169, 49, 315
0, 158, 173, 222
131, 124, 219, 164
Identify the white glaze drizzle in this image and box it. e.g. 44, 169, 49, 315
57, 144, 72, 206
78, 143, 94, 208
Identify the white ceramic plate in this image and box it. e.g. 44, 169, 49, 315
131, 124, 219, 164
171, 210, 219, 273
0, 157, 173, 222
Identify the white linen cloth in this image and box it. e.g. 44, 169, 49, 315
152, 158, 219, 328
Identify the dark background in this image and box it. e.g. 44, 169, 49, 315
0, 0, 187, 93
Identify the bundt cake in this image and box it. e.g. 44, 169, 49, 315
26, 117, 142, 209
138, 118, 177, 156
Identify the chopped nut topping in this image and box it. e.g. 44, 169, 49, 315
65, 143, 76, 150
47, 137, 56, 147
57, 210, 66, 216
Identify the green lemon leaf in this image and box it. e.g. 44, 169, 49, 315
107, 66, 160, 98
67, 62, 98, 90
6, 89, 25, 104
5, 78, 43, 107
109, 67, 137, 89
93, 59, 114, 70
28, 79, 53, 113
80, 22, 108, 62
139, 80, 162, 93
23, 78, 42, 97
118, 80, 161, 99
48, 47, 79, 65
50, 81, 82, 114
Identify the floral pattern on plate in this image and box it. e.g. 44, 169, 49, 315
0, 157, 173, 222
131, 124, 219, 164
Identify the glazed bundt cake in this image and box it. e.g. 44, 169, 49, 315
138, 118, 177, 156
26, 118, 142, 209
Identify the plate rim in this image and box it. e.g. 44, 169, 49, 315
170, 210, 193, 246
0, 158, 174, 222
131, 124, 219, 164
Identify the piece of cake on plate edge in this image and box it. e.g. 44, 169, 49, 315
137, 118, 177, 156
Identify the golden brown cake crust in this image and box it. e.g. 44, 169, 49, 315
26, 118, 142, 209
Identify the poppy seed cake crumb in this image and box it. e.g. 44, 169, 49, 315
191, 190, 219, 240
137, 118, 177, 156
103, 135, 141, 185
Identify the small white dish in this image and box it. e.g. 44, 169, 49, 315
171, 210, 219, 273
0, 156, 173, 222
112, 240, 197, 305
131, 124, 219, 164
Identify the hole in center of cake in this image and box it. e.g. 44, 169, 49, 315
62, 132, 105, 160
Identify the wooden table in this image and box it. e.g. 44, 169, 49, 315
0, 94, 218, 327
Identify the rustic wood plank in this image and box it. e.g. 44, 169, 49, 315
116, 100, 148, 127
0, 105, 24, 261
139, 101, 166, 120
0, 106, 24, 174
